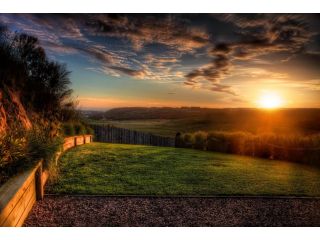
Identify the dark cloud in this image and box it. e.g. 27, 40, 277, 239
184, 81, 196, 86
184, 52, 236, 96
184, 56, 237, 96
185, 54, 233, 94
210, 43, 232, 54
210, 83, 237, 96
185, 54, 230, 83
86, 14, 210, 51
214, 14, 314, 56
185, 14, 319, 94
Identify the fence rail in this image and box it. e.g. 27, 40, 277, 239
91, 124, 175, 147
0, 135, 93, 227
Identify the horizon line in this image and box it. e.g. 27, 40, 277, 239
80, 106, 320, 111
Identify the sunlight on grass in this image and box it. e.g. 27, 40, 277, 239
48, 143, 320, 196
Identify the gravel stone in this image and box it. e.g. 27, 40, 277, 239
24, 195, 320, 227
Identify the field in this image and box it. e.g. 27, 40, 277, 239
87, 117, 273, 137
88, 119, 203, 137
49, 142, 320, 196
86, 108, 320, 137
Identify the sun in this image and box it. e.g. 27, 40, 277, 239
257, 92, 284, 109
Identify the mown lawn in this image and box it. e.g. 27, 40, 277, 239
49, 142, 320, 196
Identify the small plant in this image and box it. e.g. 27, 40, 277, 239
74, 123, 86, 135
175, 132, 184, 148
182, 133, 194, 148
26, 126, 63, 169
193, 131, 207, 150
207, 132, 228, 152
0, 127, 28, 184
62, 123, 75, 136
85, 126, 94, 135
0, 123, 64, 186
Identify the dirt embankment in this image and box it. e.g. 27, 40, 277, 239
0, 88, 32, 134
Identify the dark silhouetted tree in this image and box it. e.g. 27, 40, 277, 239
0, 25, 74, 121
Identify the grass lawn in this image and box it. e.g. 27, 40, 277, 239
49, 142, 320, 196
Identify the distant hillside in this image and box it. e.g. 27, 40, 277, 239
102, 107, 213, 120
87, 107, 320, 134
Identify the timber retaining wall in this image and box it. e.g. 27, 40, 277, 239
0, 135, 93, 227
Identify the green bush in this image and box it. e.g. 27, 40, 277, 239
85, 125, 94, 135
179, 130, 320, 167
207, 132, 228, 152
175, 132, 184, 148
0, 124, 64, 186
62, 122, 94, 136
0, 127, 28, 184
26, 126, 63, 169
62, 123, 75, 136
193, 131, 207, 150
74, 123, 86, 135
181, 133, 194, 148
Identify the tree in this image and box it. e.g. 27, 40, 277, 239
0, 25, 75, 121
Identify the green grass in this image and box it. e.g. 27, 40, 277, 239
49, 142, 320, 196
88, 118, 233, 137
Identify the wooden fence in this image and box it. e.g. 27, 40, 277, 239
91, 124, 175, 147
63, 135, 93, 151
0, 162, 42, 227
0, 135, 93, 227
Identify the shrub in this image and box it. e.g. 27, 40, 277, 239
0, 127, 28, 184
181, 133, 194, 148
62, 122, 75, 136
207, 132, 228, 152
0, 124, 63, 186
180, 130, 320, 167
193, 131, 207, 150
224, 132, 249, 155
62, 122, 94, 136
85, 125, 94, 135
74, 123, 86, 135
26, 126, 63, 169
175, 132, 184, 148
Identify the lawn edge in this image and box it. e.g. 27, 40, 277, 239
44, 193, 320, 199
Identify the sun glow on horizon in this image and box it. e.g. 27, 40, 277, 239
257, 91, 284, 109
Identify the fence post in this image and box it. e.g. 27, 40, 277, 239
90, 124, 175, 147
35, 161, 44, 201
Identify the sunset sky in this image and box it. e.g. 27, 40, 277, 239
1, 14, 319, 109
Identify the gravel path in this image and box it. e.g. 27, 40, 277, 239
24, 195, 320, 227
